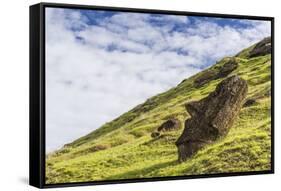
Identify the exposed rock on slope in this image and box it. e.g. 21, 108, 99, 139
194, 58, 238, 87
194, 70, 217, 88
151, 118, 181, 138
249, 37, 271, 58
217, 58, 238, 77
158, 118, 181, 132
176, 75, 248, 162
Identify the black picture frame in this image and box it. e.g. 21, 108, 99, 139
30, 2, 275, 189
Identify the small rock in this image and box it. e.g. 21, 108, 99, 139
243, 99, 257, 107
157, 118, 181, 132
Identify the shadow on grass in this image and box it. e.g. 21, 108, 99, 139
107, 160, 178, 180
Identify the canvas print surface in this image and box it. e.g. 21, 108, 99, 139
45, 7, 272, 184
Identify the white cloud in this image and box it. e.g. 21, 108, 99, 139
45, 8, 270, 152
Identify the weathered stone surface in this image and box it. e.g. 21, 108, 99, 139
249, 37, 271, 58
158, 118, 181, 132
194, 58, 238, 87
176, 75, 248, 162
194, 70, 217, 88
217, 58, 238, 78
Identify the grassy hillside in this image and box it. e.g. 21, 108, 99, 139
46, 39, 272, 184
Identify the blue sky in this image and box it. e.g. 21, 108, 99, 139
45, 7, 270, 152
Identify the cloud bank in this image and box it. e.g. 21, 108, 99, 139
45, 8, 270, 152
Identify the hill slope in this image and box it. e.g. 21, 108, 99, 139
46, 38, 272, 184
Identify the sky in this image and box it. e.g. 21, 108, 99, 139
45, 7, 271, 152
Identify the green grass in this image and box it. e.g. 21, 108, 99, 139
46, 42, 272, 184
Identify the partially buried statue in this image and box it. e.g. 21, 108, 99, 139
176, 75, 248, 162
